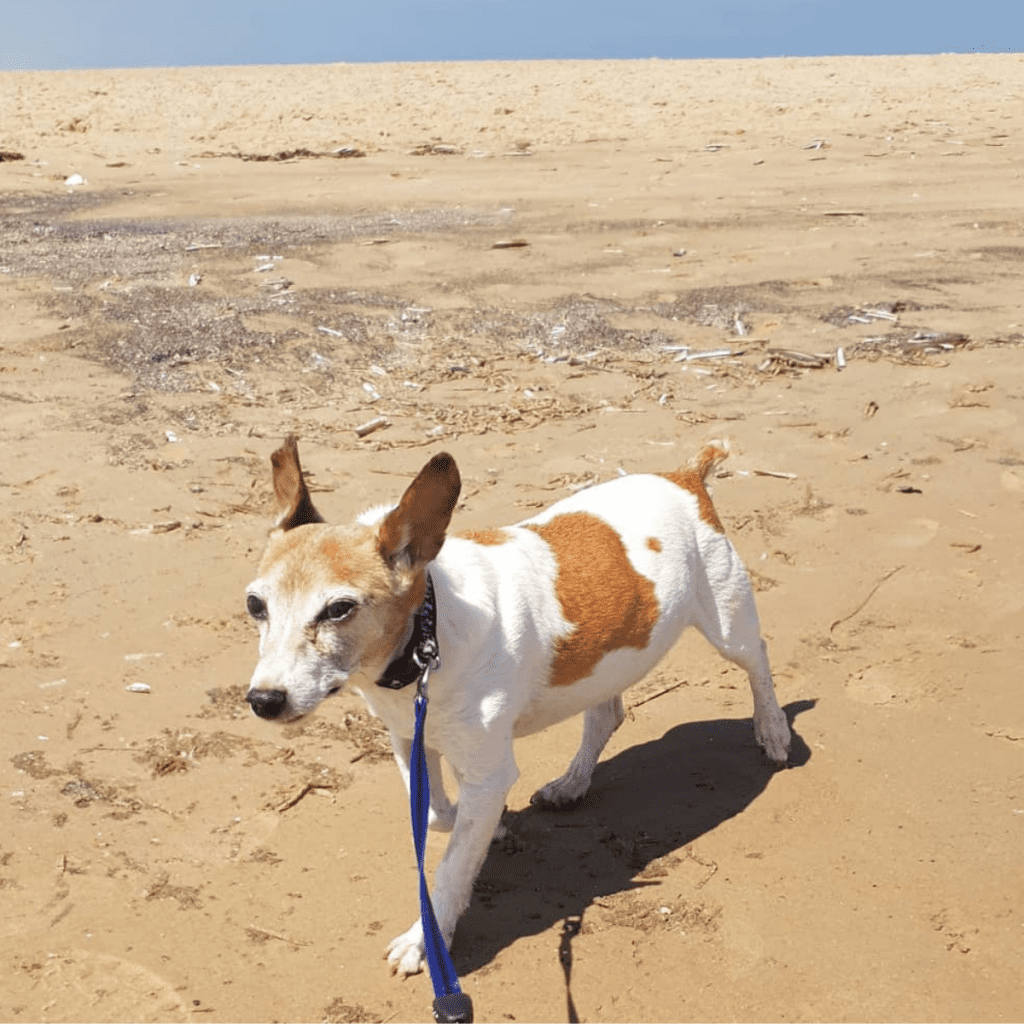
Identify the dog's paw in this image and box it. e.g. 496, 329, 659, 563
530, 776, 587, 808
754, 706, 792, 765
386, 921, 426, 978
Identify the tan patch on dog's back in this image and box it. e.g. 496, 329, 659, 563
460, 528, 512, 546
526, 513, 659, 687
646, 536, 662, 552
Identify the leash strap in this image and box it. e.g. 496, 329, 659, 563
406, 577, 474, 1023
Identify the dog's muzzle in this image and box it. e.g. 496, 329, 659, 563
246, 688, 288, 720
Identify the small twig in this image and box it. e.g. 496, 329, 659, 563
687, 846, 719, 889
629, 679, 685, 710
247, 925, 310, 948
275, 782, 314, 813
830, 565, 905, 633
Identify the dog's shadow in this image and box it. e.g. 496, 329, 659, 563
453, 699, 815, 976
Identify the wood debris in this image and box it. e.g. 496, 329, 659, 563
354, 416, 390, 438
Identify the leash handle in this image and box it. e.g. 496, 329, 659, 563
411, 687, 474, 1024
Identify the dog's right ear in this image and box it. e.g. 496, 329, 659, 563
377, 452, 461, 570
270, 436, 325, 531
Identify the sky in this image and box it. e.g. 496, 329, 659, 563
1, 0, 1021, 72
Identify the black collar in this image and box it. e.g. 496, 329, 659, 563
376, 573, 438, 690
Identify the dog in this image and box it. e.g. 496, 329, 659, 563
244, 436, 791, 977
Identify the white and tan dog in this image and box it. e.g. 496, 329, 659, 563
245, 437, 791, 976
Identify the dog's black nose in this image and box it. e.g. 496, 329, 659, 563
246, 688, 288, 719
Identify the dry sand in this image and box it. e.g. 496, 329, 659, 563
1, 54, 1023, 1023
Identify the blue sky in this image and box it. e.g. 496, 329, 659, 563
2, 0, 1021, 71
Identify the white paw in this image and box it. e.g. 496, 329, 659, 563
754, 706, 791, 764
386, 920, 426, 977
530, 775, 588, 808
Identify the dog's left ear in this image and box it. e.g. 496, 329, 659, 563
270, 436, 326, 531
377, 452, 461, 569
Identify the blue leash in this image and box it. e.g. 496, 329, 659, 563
411, 686, 473, 1022
382, 575, 473, 1023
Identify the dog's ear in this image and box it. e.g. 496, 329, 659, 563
270, 436, 325, 531
377, 453, 461, 569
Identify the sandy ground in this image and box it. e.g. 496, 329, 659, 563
1, 54, 1023, 1024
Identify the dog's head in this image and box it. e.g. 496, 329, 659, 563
244, 437, 460, 722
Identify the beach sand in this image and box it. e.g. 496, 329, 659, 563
1, 54, 1023, 1022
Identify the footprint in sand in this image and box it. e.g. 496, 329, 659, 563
888, 517, 939, 549
1000, 469, 1022, 493
846, 664, 903, 705
4, 949, 188, 1023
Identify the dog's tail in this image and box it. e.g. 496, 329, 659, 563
689, 439, 730, 482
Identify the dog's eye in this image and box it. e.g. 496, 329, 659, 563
321, 599, 356, 622
246, 594, 267, 620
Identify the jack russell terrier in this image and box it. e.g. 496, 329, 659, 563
244, 437, 791, 977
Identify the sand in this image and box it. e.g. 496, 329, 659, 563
1, 53, 1023, 1023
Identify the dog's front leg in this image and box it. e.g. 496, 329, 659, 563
390, 732, 457, 832
387, 757, 518, 977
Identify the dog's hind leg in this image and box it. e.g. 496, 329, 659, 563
530, 696, 626, 807
694, 557, 791, 764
